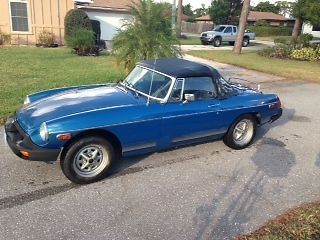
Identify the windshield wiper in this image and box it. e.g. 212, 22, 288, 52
121, 81, 139, 97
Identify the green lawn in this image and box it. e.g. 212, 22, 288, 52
0, 47, 125, 124
188, 50, 320, 82
179, 36, 201, 45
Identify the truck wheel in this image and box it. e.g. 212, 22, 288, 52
223, 115, 257, 150
242, 37, 250, 47
228, 41, 235, 46
60, 136, 115, 184
213, 37, 222, 47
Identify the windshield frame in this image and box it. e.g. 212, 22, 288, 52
120, 65, 176, 103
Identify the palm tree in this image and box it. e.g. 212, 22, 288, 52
112, 0, 181, 72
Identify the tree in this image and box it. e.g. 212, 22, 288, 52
112, 0, 181, 72
176, 0, 183, 37
254, 1, 280, 14
182, 3, 193, 16
275, 1, 294, 17
209, 0, 242, 25
233, 0, 250, 54
292, 0, 320, 38
64, 9, 92, 38
194, 4, 208, 18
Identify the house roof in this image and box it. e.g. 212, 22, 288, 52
181, 13, 190, 21
195, 15, 211, 21
247, 11, 286, 21
78, 0, 137, 12
138, 58, 220, 79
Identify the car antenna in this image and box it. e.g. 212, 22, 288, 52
146, 58, 157, 106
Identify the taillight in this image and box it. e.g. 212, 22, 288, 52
277, 97, 282, 109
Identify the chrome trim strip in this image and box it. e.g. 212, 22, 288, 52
122, 142, 157, 152
172, 129, 226, 143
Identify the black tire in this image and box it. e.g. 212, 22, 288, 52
223, 115, 257, 150
60, 136, 115, 184
213, 37, 222, 47
228, 41, 235, 46
242, 37, 250, 47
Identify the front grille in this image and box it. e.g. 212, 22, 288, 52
5, 117, 24, 142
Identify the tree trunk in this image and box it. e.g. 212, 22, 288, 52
172, 0, 176, 35
176, 0, 182, 38
292, 17, 303, 39
233, 0, 250, 54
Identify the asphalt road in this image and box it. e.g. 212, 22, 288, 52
0, 59, 319, 240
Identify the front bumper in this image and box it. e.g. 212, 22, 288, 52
200, 37, 213, 43
4, 116, 60, 162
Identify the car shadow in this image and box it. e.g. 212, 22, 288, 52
191, 107, 297, 239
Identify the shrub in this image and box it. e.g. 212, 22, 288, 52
0, 30, 10, 45
64, 9, 92, 38
66, 29, 96, 56
290, 47, 320, 61
258, 45, 292, 59
248, 25, 292, 37
37, 30, 55, 47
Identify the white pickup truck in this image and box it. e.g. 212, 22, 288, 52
200, 25, 256, 47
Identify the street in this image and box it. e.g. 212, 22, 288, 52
0, 58, 319, 240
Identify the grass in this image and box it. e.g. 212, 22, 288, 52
0, 47, 125, 124
179, 36, 201, 45
188, 50, 320, 82
237, 201, 320, 240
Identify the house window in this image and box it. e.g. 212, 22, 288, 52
9, 0, 30, 32
312, 25, 320, 31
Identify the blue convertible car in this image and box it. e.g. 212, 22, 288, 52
5, 58, 282, 184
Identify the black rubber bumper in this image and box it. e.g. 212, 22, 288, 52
270, 108, 283, 123
4, 116, 61, 162
200, 37, 212, 44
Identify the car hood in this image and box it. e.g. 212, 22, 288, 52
17, 85, 140, 133
202, 31, 219, 35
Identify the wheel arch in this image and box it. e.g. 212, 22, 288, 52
228, 112, 261, 132
60, 129, 122, 160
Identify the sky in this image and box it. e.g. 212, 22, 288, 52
159, 0, 296, 10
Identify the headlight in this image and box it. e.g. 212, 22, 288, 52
40, 122, 49, 142
23, 96, 30, 105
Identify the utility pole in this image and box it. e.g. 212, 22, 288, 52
233, 0, 250, 54
176, 0, 182, 38
172, 0, 176, 35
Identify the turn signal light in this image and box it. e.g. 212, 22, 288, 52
20, 151, 30, 158
277, 97, 282, 109
57, 133, 72, 141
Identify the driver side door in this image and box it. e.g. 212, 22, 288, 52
160, 77, 223, 148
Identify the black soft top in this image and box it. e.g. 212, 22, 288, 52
138, 58, 220, 79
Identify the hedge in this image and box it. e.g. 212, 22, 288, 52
248, 25, 292, 37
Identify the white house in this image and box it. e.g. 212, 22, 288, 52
302, 23, 320, 38
76, 0, 135, 45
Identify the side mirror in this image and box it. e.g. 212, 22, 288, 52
183, 94, 195, 103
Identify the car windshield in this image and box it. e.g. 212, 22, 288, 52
213, 26, 226, 32
122, 66, 173, 100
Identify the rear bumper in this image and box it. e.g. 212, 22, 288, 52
270, 108, 282, 123
4, 116, 60, 162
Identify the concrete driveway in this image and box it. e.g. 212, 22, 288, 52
0, 57, 319, 240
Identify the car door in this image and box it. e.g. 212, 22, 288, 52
232, 26, 237, 41
223, 26, 233, 41
160, 77, 223, 148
